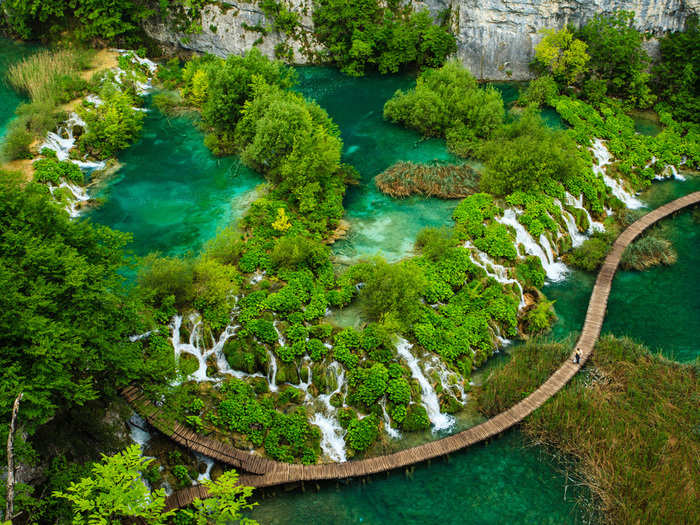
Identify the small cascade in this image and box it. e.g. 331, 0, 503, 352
311, 362, 347, 462
538, 234, 557, 266
266, 350, 279, 392
170, 315, 238, 382
497, 209, 567, 282
194, 453, 215, 482
565, 193, 605, 233
465, 242, 526, 309
423, 354, 468, 404
273, 320, 285, 347
395, 338, 454, 432
555, 199, 587, 247
379, 398, 401, 439
591, 139, 644, 209
128, 413, 152, 452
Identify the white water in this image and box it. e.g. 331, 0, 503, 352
128, 413, 152, 452
423, 354, 468, 405
555, 199, 587, 247
395, 338, 454, 432
565, 192, 605, 233
266, 350, 279, 392
194, 452, 215, 482
496, 209, 568, 282
170, 314, 238, 382
311, 362, 348, 462
591, 139, 644, 209
465, 241, 526, 309
379, 398, 402, 439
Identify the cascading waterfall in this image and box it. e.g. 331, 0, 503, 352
591, 139, 644, 209
395, 338, 454, 432
554, 199, 587, 247
311, 362, 348, 462
497, 209, 568, 282
379, 398, 401, 439
465, 241, 526, 309
422, 354, 468, 404
194, 452, 215, 482
128, 413, 152, 452
565, 192, 605, 233
170, 314, 238, 382
266, 350, 279, 392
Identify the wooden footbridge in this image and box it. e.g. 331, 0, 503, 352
122, 192, 700, 510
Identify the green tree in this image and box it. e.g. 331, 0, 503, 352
186, 470, 258, 525
534, 27, 589, 84
53, 445, 173, 524
652, 16, 700, 122
0, 174, 171, 439
577, 11, 655, 107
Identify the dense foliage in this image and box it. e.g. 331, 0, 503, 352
576, 11, 655, 108
652, 16, 700, 122
384, 61, 504, 156
312, 0, 455, 75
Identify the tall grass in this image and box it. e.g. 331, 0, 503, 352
7, 48, 93, 103
480, 335, 700, 524
375, 161, 478, 199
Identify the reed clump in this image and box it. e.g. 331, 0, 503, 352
7, 48, 92, 104
479, 335, 699, 525
375, 161, 478, 199
620, 236, 677, 270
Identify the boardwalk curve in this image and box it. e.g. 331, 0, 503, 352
123, 192, 700, 510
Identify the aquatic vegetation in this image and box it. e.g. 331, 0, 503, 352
33, 156, 84, 185
486, 336, 700, 525
621, 235, 677, 271
374, 161, 478, 199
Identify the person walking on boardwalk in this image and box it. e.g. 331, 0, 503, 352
574, 349, 581, 364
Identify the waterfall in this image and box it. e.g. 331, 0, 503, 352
590, 139, 644, 209
170, 315, 238, 382
266, 350, 279, 392
128, 413, 152, 452
311, 362, 347, 462
564, 193, 605, 234
379, 398, 401, 439
423, 354, 468, 404
395, 338, 454, 432
194, 453, 215, 482
555, 199, 587, 247
465, 242, 526, 309
496, 209, 568, 282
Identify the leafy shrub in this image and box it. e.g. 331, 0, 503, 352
564, 235, 610, 271
402, 404, 430, 431
518, 75, 559, 108
346, 414, 379, 453
0, 123, 33, 161
33, 158, 83, 185
515, 257, 546, 289
384, 61, 504, 148
348, 363, 389, 407
78, 81, 144, 159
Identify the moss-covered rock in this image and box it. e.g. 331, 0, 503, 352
402, 403, 430, 431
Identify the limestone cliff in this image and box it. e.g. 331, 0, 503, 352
144, 0, 699, 79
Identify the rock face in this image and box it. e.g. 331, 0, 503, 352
145, 0, 699, 79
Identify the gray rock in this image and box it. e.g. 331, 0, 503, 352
144, 0, 699, 79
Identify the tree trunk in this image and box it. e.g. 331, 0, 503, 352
5, 393, 23, 523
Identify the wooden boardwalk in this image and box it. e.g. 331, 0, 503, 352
123, 192, 700, 510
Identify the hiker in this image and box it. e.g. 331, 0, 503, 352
574, 350, 581, 364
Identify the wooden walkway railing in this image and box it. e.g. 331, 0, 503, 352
123, 192, 700, 510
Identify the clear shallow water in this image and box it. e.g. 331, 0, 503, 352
295, 66, 460, 262
85, 103, 262, 257
0, 39, 35, 139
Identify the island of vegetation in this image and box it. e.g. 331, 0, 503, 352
0, 1, 698, 524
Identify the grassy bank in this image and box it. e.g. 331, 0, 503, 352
478, 335, 699, 524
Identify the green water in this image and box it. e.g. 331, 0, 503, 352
249, 431, 589, 525
547, 174, 700, 362
85, 104, 262, 257
295, 67, 460, 262
0, 39, 35, 139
